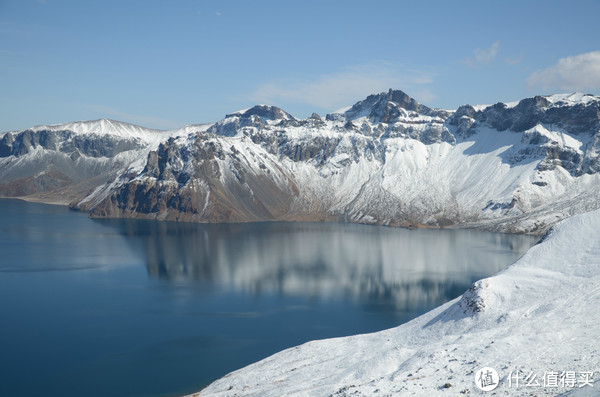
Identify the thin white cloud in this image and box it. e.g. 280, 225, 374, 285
527, 51, 600, 92
84, 104, 182, 129
215, 11, 222, 16
409, 88, 436, 105
249, 63, 437, 111
463, 41, 500, 67
505, 53, 524, 66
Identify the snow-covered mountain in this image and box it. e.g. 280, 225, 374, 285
0, 119, 205, 203
2, 89, 600, 233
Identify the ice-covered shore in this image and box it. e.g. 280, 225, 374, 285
192, 209, 600, 396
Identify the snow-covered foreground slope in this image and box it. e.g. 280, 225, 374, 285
193, 209, 600, 396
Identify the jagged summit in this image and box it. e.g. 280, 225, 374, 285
362, 89, 426, 112
225, 105, 295, 121
208, 105, 297, 137
330, 89, 448, 123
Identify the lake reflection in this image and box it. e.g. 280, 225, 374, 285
98, 219, 537, 311
0, 200, 539, 397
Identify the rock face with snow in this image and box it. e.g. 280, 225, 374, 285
0, 119, 180, 202
2, 90, 600, 233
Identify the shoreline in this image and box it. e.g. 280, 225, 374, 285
0, 195, 547, 236
0, 195, 71, 206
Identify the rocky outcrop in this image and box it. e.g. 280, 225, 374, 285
0, 128, 143, 159
82, 135, 303, 223
341, 89, 450, 122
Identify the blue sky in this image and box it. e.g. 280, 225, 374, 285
1, 0, 599, 131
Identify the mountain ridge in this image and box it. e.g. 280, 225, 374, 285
2, 89, 599, 234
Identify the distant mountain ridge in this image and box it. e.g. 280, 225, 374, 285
2, 89, 599, 233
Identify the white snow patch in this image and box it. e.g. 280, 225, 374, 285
545, 92, 599, 105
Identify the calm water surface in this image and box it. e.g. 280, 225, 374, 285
0, 199, 539, 397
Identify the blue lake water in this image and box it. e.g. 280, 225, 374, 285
0, 199, 539, 397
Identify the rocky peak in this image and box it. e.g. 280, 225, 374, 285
209, 105, 296, 137
225, 105, 295, 122
340, 89, 439, 123
383, 89, 423, 112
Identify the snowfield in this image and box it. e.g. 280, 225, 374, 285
192, 208, 600, 396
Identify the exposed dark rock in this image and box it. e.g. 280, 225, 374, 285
2, 128, 142, 158
90, 134, 302, 223
542, 101, 600, 134
0, 132, 15, 157
459, 280, 490, 314
473, 95, 599, 137
343, 89, 446, 123
475, 96, 550, 132
447, 105, 479, 139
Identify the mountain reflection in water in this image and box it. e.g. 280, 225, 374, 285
96, 219, 538, 311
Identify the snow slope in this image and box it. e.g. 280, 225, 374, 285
193, 208, 600, 396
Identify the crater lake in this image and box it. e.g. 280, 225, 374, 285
0, 199, 539, 397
